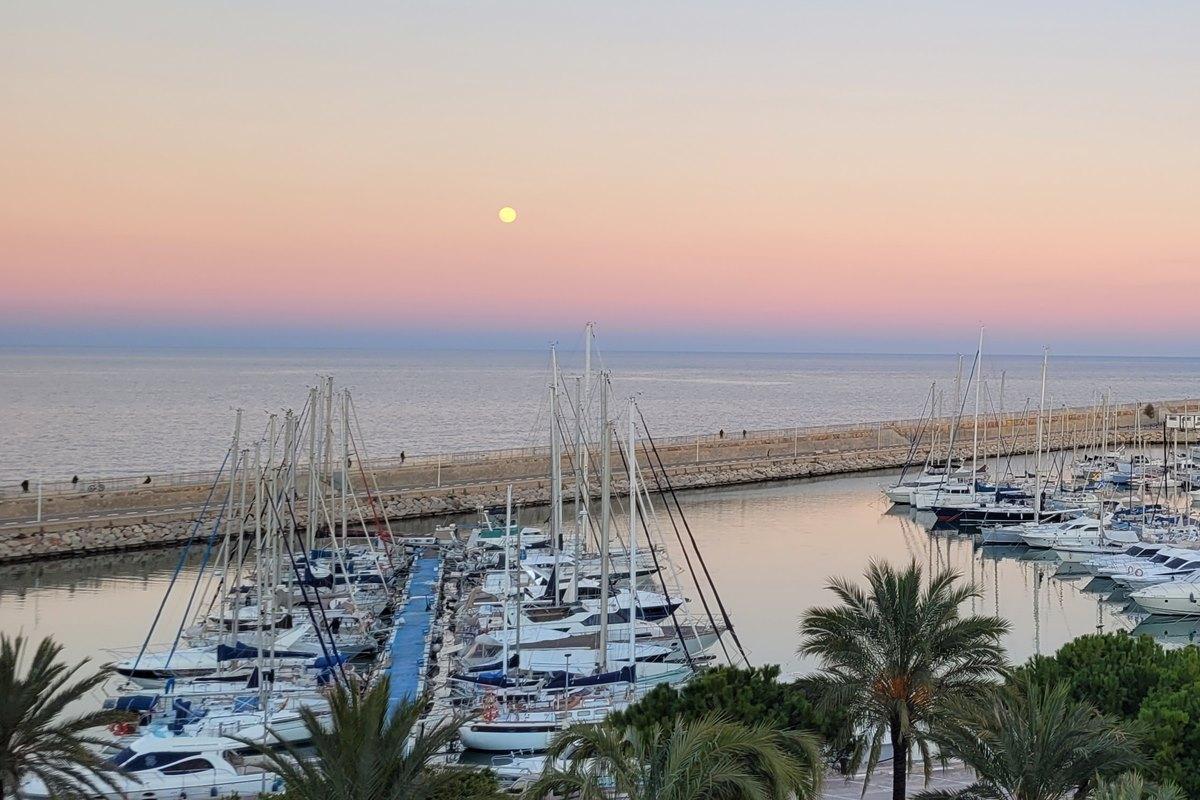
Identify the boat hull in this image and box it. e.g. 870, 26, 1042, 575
458, 721, 564, 752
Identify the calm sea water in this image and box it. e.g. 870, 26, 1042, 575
3, 347, 1200, 484
0, 468, 1145, 688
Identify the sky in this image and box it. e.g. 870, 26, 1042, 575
2, 2, 1198, 355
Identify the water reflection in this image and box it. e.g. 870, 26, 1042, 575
0, 469, 1167, 679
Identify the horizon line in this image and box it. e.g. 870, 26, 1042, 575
4, 342, 1200, 361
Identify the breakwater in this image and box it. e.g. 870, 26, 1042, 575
1, 398, 1194, 563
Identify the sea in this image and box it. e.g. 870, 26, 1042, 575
3, 347, 1200, 484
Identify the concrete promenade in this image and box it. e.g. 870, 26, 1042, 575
1, 398, 1194, 563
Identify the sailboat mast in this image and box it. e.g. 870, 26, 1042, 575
549, 347, 562, 604
627, 397, 638, 672
340, 389, 350, 546
251, 440, 264, 708
971, 327, 984, 495
323, 377, 334, 543
926, 382, 937, 468
572, 375, 583, 601
306, 386, 318, 553
1101, 391, 1109, 456
266, 413, 279, 672
581, 323, 593, 554
1034, 348, 1048, 522
598, 373, 611, 672
283, 411, 296, 617
954, 354, 963, 413
502, 484, 512, 675
234, 446, 249, 646
262, 414, 278, 763
999, 370, 1006, 461
220, 410, 242, 649
514, 501, 522, 656
950, 354, 964, 467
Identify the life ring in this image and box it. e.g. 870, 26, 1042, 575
1135, 568, 1144, 577
108, 721, 137, 737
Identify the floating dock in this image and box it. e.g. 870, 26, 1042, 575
387, 551, 442, 711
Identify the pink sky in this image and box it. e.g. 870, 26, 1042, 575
2, 2, 1198, 353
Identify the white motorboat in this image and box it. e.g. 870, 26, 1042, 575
1079, 543, 1169, 575
1112, 550, 1200, 589
20, 735, 281, 799
1095, 546, 1182, 579
1020, 517, 1134, 550
490, 753, 549, 791
885, 472, 956, 505
1131, 580, 1200, 616
911, 480, 976, 511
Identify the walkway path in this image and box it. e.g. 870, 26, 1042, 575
822, 763, 977, 799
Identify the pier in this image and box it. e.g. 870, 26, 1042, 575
2, 398, 1196, 563
387, 552, 442, 710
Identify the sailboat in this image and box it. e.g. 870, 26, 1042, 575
454, 330, 743, 752
107, 380, 408, 767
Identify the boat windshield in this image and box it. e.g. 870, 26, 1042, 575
106, 747, 136, 767
118, 751, 201, 773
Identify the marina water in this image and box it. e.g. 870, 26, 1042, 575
0, 466, 1138, 703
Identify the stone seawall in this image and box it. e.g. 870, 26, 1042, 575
0, 423, 1166, 564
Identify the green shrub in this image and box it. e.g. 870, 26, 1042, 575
1019, 632, 1167, 718
1018, 633, 1200, 797
610, 665, 847, 753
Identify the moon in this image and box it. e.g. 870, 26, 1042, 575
498, 206, 517, 224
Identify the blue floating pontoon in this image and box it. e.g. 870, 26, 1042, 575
387, 552, 441, 712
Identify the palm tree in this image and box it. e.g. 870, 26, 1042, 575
799, 559, 1009, 800
0, 633, 127, 799
242, 676, 460, 800
913, 675, 1141, 800
522, 714, 824, 800
1093, 774, 1186, 800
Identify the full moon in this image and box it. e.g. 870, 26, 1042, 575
498, 206, 517, 224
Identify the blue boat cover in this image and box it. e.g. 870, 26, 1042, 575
311, 653, 348, 669
104, 694, 159, 712
216, 642, 313, 662
543, 665, 636, 689
451, 670, 511, 687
